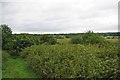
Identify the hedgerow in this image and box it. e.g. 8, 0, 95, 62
22, 43, 118, 78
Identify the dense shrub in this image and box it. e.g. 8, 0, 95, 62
40, 34, 57, 45
5, 34, 43, 56
12, 34, 42, 45
10, 40, 33, 56
71, 31, 105, 45
1, 24, 12, 50
22, 43, 118, 78
70, 36, 83, 44
106, 36, 111, 39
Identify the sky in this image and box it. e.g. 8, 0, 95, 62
0, 0, 119, 34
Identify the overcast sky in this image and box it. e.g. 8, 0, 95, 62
0, 0, 119, 34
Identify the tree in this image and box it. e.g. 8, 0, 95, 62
70, 36, 83, 44
1, 24, 12, 50
40, 34, 57, 45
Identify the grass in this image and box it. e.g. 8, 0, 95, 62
57, 38, 70, 44
2, 57, 37, 78
106, 39, 118, 43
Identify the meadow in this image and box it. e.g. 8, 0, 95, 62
1, 24, 120, 78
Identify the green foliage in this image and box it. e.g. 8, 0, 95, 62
82, 32, 105, 44
10, 40, 33, 56
5, 34, 42, 56
71, 31, 105, 45
13, 34, 42, 45
1, 24, 12, 50
40, 34, 57, 45
70, 36, 83, 44
2, 51, 10, 62
22, 43, 118, 78
1, 25, 119, 78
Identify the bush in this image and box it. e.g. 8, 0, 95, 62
10, 40, 33, 56
70, 36, 83, 44
40, 34, 57, 45
71, 31, 105, 45
6, 34, 42, 56
106, 36, 111, 39
22, 43, 118, 78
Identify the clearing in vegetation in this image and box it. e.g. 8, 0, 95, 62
2, 57, 36, 78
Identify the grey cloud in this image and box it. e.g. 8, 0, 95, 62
1, 0, 118, 33
0, 3, 2, 24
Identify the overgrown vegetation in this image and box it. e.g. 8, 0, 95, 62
40, 34, 57, 45
1, 24, 119, 78
1, 24, 57, 56
21, 43, 118, 78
